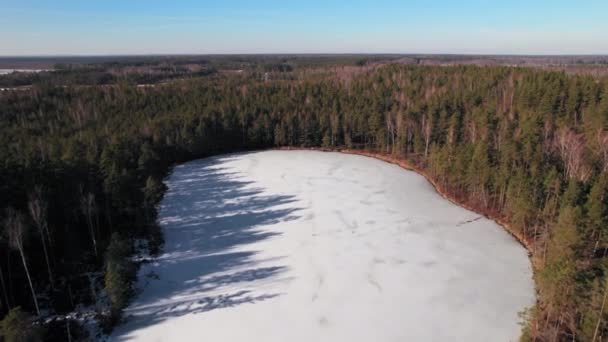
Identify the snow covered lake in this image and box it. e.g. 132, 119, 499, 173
111, 150, 534, 342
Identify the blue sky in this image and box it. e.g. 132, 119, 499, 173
1, 0, 607, 55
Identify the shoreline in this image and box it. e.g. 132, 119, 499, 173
274, 147, 540, 337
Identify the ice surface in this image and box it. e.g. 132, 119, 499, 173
110, 151, 534, 342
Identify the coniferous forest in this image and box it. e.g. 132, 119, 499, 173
1, 58, 608, 341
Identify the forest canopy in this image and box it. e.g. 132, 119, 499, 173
0, 61, 607, 341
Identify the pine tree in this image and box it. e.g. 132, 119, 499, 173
104, 233, 134, 320
586, 174, 608, 254
0, 307, 41, 342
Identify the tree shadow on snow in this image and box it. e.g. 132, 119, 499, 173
111, 154, 303, 341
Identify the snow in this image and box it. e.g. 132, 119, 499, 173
110, 150, 534, 342
0, 69, 49, 75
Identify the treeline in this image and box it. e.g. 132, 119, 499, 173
0, 67, 217, 88
0, 64, 607, 341
0, 55, 385, 88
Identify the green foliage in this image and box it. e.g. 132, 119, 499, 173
143, 176, 166, 210
578, 275, 608, 342
104, 233, 135, 321
586, 174, 608, 239
549, 206, 582, 262
562, 179, 584, 209
0, 307, 40, 342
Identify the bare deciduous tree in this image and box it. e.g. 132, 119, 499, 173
4, 208, 40, 316
555, 128, 592, 181
80, 190, 99, 258
28, 187, 54, 289
385, 110, 397, 153
422, 113, 433, 159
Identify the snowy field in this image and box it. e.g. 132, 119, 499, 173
0, 69, 49, 75
110, 150, 534, 342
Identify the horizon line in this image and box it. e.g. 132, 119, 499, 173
1, 53, 608, 58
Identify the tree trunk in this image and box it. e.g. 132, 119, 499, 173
6, 254, 13, 308
592, 280, 608, 342
66, 319, 72, 342
88, 215, 99, 258
68, 283, 74, 309
28, 193, 55, 288
40, 231, 54, 290
0, 265, 9, 312
18, 246, 40, 316
87, 273, 100, 314
82, 192, 99, 258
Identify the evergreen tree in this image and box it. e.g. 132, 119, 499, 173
0, 307, 41, 342
104, 233, 135, 322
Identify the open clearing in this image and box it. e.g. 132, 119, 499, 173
110, 150, 534, 342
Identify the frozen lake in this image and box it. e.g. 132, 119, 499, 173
111, 150, 534, 342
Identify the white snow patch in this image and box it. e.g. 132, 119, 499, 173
0, 69, 50, 75
110, 151, 534, 342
